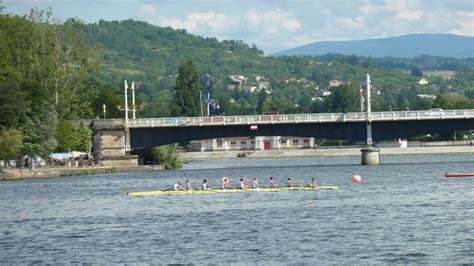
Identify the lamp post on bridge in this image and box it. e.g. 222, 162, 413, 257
360, 74, 380, 165
124, 80, 129, 125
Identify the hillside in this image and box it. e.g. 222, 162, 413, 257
77, 20, 474, 117
274, 34, 474, 59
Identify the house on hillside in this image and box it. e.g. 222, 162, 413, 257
254, 75, 265, 82
243, 85, 258, 93
417, 94, 436, 100
258, 81, 272, 93
317, 88, 332, 97
228, 75, 246, 85
329, 79, 346, 87
418, 78, 429, 85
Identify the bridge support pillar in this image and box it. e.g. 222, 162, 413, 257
361, 146, 380, 165
91, 121, 138, 167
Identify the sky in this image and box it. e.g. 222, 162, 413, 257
4, 0, 474, 54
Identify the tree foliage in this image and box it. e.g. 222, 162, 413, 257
55, 121, 92, 152
172, 61, 201, 116
0, 128, 23, 164
0, 9, 99, 158
324, 84, 360, 113
136, 145, 183, 169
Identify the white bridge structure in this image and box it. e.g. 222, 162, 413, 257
126, 109, 474, 128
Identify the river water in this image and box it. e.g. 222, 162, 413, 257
1, 154, 473, 264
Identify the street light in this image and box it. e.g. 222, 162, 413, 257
103, 104, 106, 119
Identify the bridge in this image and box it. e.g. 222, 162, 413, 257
87, 109, 474, 166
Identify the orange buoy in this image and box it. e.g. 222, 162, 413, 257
352, 175, 362, 183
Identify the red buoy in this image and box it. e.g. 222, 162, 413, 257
352, 175, 362, 183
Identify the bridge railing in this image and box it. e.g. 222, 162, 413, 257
126, 109, 474, 127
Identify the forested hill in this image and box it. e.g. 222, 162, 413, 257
78, 19, 474, 118
274, 34, 474, 59
81, 19, 268, 83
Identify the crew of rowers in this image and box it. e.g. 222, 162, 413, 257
172, 176, 317, 191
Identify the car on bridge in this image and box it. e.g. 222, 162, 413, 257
425, 108, 444, 116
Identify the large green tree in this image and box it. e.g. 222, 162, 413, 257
0, 128, 23, 167
171, 61, 201, 117
256, 89, 268, 114
0, 9, 101, 159
324, 84, 360, 113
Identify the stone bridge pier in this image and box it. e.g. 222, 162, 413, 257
91, 120, 138, 166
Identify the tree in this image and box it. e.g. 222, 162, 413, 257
0, 128, 23, 167
0, 81, 30, 128
256, 89, 267, 114
136, 145, 182, 169
171, 61, 201, 116
348, 55, 359, 65
92, 84, 123, 119
55, 120, 92, 152
217, 95, 231, 115
411, 67, 423, 77
324, 84, 359, 113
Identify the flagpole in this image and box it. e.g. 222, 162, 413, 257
199, 90, 203, 117
207, 92, 210, 116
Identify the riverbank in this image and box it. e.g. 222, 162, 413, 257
179, 146, 474, 161
0, 165, 164, 181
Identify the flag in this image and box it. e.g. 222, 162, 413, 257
208, 93, 215, 115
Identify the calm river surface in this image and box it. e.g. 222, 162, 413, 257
1, 154, 473, 264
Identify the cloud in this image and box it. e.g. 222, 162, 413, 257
450, 11, 474, 35
384, 0, 423, 21
243, 8, 301, 35
133, 1, 472, 53
339, 16, 365, 30
158, 11, 238, 34
138, 4, 157, 18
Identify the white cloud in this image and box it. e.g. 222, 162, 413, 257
138, 4, 157, 18
450, 11, 474, 36
157, 11, 238, 34
132, 1, 472, 53
384, 0, 423, 21
339, 16, 365, 30
243, 8, 301, 35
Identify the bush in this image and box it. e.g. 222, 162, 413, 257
137, 145, 183, 169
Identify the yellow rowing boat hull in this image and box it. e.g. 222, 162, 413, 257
126, 186, 338, 197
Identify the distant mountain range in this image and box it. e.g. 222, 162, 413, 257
274, 34, 474, 59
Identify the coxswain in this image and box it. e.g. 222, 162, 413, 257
173, 182, 185, 191
252, 177, 259, 188
185, 179, 192, 190
307, 177, 317, 188
269, 176, 277, 188
201, 179, 210, 190
286, 177, 294, 187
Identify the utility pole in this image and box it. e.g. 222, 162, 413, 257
124, 80, 129, 125
199, 90, 203, 117
360, 73, 380, 165
131, 81, 136, 119
366, 74, 372, 146
207, 92, 210, 116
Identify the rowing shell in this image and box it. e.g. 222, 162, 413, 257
445, 172, 474, 178
126, 186, 338, 197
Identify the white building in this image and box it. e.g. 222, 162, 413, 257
418, 78, 429, 85
189, 136, 315, 152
